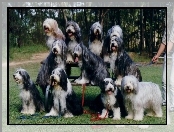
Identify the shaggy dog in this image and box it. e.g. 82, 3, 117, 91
121, 75, 163, 121
90, 78, 127, 120
101, 25, 123, 64
45, 67, 83, 117
65, 20, 81, 76
43, 18, 65, 50
103, 25, 142, 86
73, 42, 110, 86
13, 68, 44, 115
88, 22, 103, 57
36, 39, 67, 97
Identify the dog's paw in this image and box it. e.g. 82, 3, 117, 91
45, 113, 51, 116
125, 115, 133, 120
21, 110, 27, 114
113, 116, 121, 120
75, 78, 89, 84
64, 113, 74, 118
133, 116, 143, 121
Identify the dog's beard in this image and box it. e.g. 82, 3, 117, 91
124, 85, 134, 94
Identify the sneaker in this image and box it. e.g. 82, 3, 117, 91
170, 107, 174, 112
162, 102, 166, 106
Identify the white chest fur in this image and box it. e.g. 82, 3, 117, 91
68, 40, 78, 53
89, 40, 103, 56
101, 93, 116, 108
110, 52, 117, 71
55, 56, 65, 69
20, 89, 31, 101
47, 36, 55, 50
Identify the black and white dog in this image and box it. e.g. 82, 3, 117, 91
36, 39, 67, 96
43, 18, 65, 50
90, 78, 127, 119
102, 25, 123, 64
13, 68, 45, 115
73, 43, 110, 86
45, 67, 83, 117
103, 25, 142, 86
88, 22, 103, 57
65, 20, 81, 76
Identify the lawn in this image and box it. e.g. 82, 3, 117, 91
8, 61, 167, 125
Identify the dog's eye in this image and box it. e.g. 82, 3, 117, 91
105, 81, 109, 85
19, 71, 21, 75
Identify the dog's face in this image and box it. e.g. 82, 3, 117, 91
73, 44, 82, 63
43, 18, 58, 36
90, 22, 102, 36
103, 78, 116, 95
121, 75, 138, 94
110, 35, 123, 53
13, 68, 30, 85
52, 39, 65, 55
66, 21, 81, 39
50, 68, 67, 90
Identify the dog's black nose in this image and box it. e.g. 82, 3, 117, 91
109, 88, 112, 91
51, 76, 54, 79
13, 75, 15, 78
53, 48, 57, 53
126, 86, 129, 89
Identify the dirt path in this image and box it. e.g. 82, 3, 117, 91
7, 52, 49, 67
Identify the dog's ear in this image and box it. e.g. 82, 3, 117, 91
61, 40, 67, 60
83, 48, 90, 62
120, 77, 125, 94
132, 76, 139, 94
59, 69, 67, 91
21, 70, 30, 88
99, 80, 105, 93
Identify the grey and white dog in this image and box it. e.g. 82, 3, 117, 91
65, 20, 81, 63
36, 39, 67, 98
65, 20, 81, 77
73, 43, 110, 86
121, 75, 163, 121
43, 18, 65, 50
88, 22, 103, 57
45, 67, 83, 117
13, 68, 45, 115
102, 25, 123, 64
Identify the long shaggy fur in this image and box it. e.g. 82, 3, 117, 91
36, 39, 67, 96
65, 20, 81, 76
13, 68, 44, 115
73, 42, 110, 86
45, 67, 83, 117
88, 22, 103, 57
43, 18, 65, 49
121, 75, 163, 121
90, 78, 127, 119
102, 25, 142, 86
101, 25, 123, 63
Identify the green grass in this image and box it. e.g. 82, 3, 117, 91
8, 62, 166, 124
9, 44, 48, 62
